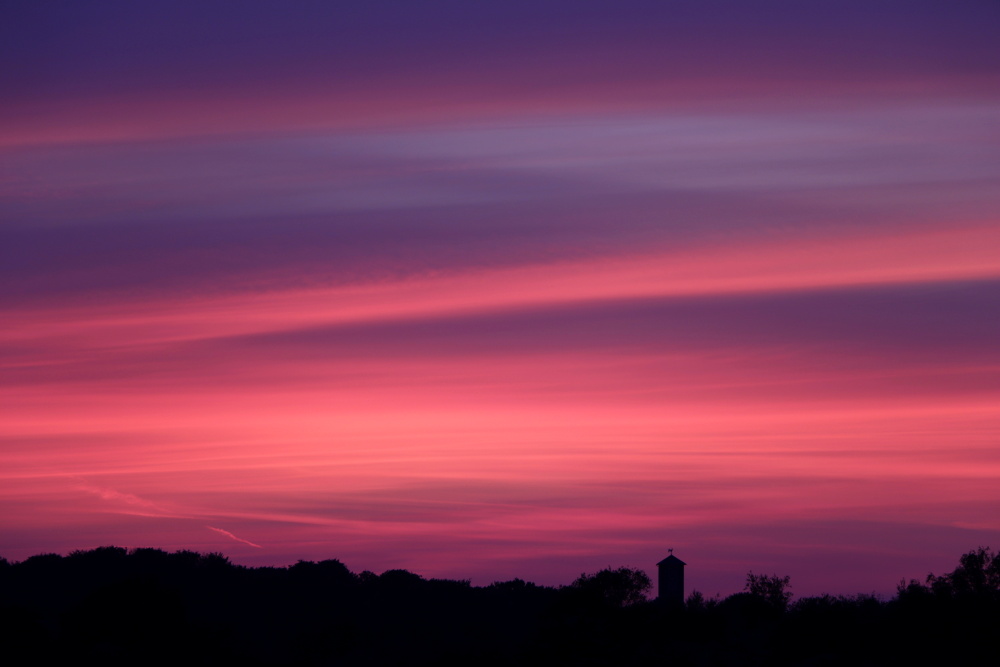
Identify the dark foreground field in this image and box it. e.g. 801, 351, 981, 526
2, 547, 997, 666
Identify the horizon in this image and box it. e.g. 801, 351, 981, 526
2, 1, 999, 600
6, 543, 982, 602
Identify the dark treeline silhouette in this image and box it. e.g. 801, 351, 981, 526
1, 546, 998, 665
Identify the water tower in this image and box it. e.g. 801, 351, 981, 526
657, 549, 685, 607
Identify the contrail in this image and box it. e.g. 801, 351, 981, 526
206, 525, 262, 548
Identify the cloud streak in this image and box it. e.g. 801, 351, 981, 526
206, 526, 262, 549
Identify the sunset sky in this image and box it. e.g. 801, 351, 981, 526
2, 0, 999, 597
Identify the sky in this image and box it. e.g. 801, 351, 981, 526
2, 0, 999, 598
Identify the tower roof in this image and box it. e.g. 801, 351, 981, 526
657, 554, 686, 566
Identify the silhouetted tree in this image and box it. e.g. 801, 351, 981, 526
570, 566, 651, 607
19, 552, 62, 570
488, 578, 534, 593
379, 568, 425, 589
928, 546, 1000, 600
685, 589, 708, 612
744, 571, 792, 611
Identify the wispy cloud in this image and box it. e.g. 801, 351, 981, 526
76, 484, 173, 517
75, 482, 266, 550
207, 526, 262, 549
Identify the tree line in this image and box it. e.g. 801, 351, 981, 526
1, 546, 997, 665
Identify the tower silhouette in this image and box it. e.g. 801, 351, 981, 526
657, 550, 685, 607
